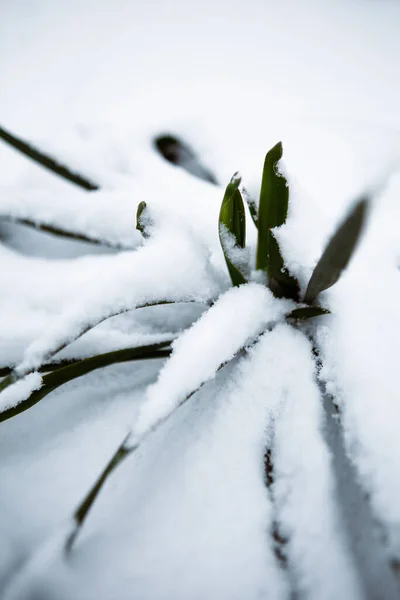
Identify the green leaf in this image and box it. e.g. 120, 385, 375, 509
0, 374, 13, 393
256, 141, 287, 272
1, 300, 205, 388
0, 125, 98, 191
0, 343, 172, 423
267, 233, 300, 300
219, 173, 247, 286
0, 216, 128, 250
304, 198, 368, 304
287, 306, 330, 321
66, 435, 132, 552
256, 143, 299, 300
136, 201, 150, 238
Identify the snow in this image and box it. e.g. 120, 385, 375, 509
270, 325, 363, 600
11, 225, 221, 376
0, 187, 141, 250
218, 223, 251, 277
131, 283, 292, 441
0, 360, 164, 588
315, 175, 400, 559
4, 323, 296, 600
1, 0, 400, 598
0, 373, 42, 412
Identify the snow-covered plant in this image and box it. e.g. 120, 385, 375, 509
0, 129, 368, 565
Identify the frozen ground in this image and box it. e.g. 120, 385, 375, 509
0, 0, 400, 598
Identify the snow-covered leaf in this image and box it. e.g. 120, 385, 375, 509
256, 142, 299, 300
0, 124, 98, 190
218, 173, 247, 286
0, 342, 172, 423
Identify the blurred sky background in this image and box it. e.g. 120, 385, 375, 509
1, 1, 399, 126
0, 0, 399, 193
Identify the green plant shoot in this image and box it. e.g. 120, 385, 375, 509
218, 173, 247, 286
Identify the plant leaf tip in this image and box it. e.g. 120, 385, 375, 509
230, 172, 241, 186
267, 141, 283, 161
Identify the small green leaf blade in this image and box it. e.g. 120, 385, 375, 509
219, 173, 247, 286
0, 374, 13, 393
66, 435, 131, 551
304, 198, 368, 304
0, 125, 98, 191
220, 173, 246, 247
287, 306, 330, 321
136, 201, 150, 238
0, 342, 172, 424
256, 141, 288, 272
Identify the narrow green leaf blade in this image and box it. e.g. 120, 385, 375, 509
304, 198, 368, 304
0, 374, 13, 393
287, 306, 330, 321
0, 216, 127, 249
219, 173, 247, 286
256, 141, 288, 272
255, 142, 299, 300
267, 233, 300, 300
136, 201, 150, 238
0, 343, 172, 423
220, 173, 246, 247
0, 125, 98, 191
66, 435, 132, 551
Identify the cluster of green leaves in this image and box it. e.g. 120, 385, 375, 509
219, 141, 368, 321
